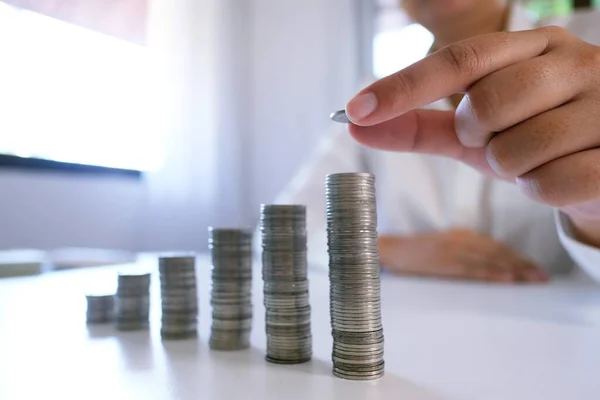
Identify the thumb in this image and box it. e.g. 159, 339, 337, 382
348, 109, 498, 178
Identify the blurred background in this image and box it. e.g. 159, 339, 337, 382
0, 0, 596, 267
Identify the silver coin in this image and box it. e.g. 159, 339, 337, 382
263, 297, 310, 307
159, 266, 197, 273
117, 273, 151, 288
264, 280, 309, 292
212, 304, 253, 313
161, 330, 197, 341
85, 294, 115, 324
209, 339, 250, 351
330, 282, 381, 291
330, 299, 381, 309
161, 299, 197, 307
335, 360, 385, 370
210, 332, 251, 340
86, 294, 115, 303
267, 341, 313, 349
159, 272, 197, 280
265, 355, 312, 365
211, 298, 253, 307
329, 311, 382, 320
330, 314, 382, 324
117, 295, 149, 307
266, 343, 313, 351
333, 356, 384, 366
332, 337, 385, 347
267, 334, 312, 343
331, 323, 383, 333
161, 314, 197, 323
161, 323, 197, 332
330, 294, 382, 303
267, 308, 311, 318
333, 344, 385, 355
267, 351, 312, 360
116, 319, 149, 331
332, 367, 384, 381
211, 319, 252, 330
333, 345, 385, 355
329, 109, 350, 123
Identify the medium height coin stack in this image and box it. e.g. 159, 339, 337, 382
158, 255, 198, 340
326, 173, 384, 380
261, 205, 312, 364
116, 273, 151, 331
208, 228, 253, 350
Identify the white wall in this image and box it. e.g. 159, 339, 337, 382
246, 0, 373, 224
0, 0, 372, 252
137, 0, 222, 252
0, 171, 143, 250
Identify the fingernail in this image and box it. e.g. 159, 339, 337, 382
347, 92, 378, 121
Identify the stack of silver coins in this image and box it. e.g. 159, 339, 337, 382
85, 294, 115, 324
209, 228, 253, 350
261, 205, 312, 364
326, 173, 384, 380
159, 255, 198, 340
116, 273, 151, 331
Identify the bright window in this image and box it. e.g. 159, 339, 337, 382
0, 3, 164, 171
372, 7, 433, 79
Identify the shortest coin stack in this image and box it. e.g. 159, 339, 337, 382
209, 228, 253, 351
85, 294, 115, 324
159, 255, 198, 340
116, 272, 151, 331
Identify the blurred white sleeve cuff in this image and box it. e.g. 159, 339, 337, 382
555, 209, 600, 284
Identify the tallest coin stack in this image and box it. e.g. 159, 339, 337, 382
325, 173, 384, 380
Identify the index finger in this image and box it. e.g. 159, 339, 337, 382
346, 27, 565, 126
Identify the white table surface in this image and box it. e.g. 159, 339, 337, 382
1, 254, 600, 400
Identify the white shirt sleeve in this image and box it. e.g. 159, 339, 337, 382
252, 125, 369, 270
555, 209, 600, 284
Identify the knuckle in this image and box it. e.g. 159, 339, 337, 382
539, 25, 569, 40
485, 137, 517, 177
467, 85, 502, 129
517, 177, 565, 207
442, 42, 485, 76
388, 72, 415, 105
583, 46, 600, 72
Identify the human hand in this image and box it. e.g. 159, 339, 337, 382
346, 27, 600, 231
379, 230, 549, 283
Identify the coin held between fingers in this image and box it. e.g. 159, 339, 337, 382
330, 109, 351, 124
